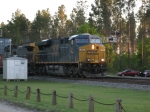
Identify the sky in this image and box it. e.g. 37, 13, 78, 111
0, 0, 142, 24
0, 0, 94, 24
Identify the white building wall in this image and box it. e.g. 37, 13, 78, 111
3, 57, 27, 81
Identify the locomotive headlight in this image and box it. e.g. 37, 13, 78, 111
92, 45, 94, 49
101, 58, 104, 62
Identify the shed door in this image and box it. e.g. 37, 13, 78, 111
14, 61, 20, 79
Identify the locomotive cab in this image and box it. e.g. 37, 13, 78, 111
68, 33, 106, 77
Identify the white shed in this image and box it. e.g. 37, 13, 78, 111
3, 56, 28, 81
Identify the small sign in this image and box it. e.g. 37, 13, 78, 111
106, 37, 118, 43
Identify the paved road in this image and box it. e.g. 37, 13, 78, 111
0, 101, 35, 112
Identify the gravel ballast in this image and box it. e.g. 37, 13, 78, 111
29, 76, 150, 91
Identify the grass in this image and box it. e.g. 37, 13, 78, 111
0, 77, 150, 112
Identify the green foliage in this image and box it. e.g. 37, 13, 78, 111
30, 9, 52, 41
73, 0, 88, 26
89, 0, 112, 36
77, 23, 97, 34
56, 5, 68, 38
137, 38, 150, 70
1, 9, 30, 45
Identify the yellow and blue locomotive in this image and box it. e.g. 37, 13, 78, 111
34, 33, 106, 77
3, 33, 107, 77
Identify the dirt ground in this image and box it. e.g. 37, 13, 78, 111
0, 99, 41, 112
0, 101, 32, 112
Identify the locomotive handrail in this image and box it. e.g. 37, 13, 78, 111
35, 54, 47, 55
35, 53, 58, 55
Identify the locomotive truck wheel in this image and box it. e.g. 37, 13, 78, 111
38, 67, 42, 75
42, 66, 47, 75
81, 75, 86, 78
82, 71, 87, 78
34, 69, 38, 75
63, 66, 70, 77
68, 66, 75, 77
75, 74, 79, 78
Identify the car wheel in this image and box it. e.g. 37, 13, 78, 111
145, 74, 147, 77
122, 74, 124, 76
135, 75, 137, 77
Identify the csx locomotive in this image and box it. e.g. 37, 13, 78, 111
3, 33, 107, 77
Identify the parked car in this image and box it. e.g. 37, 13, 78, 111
140, 70, 150, 77
117, 69, 139, 77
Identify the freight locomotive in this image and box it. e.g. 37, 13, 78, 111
3, 33, 107, 77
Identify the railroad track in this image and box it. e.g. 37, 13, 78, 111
29, 75, 150, 85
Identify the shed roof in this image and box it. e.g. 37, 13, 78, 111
4, 55, 27, 60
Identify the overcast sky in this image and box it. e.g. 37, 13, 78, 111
0, 0, 142, 24
0, 0, 94, 24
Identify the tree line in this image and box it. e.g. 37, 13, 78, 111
1, 0, 150, 72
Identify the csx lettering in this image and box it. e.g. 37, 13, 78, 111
86, 50, 98, 55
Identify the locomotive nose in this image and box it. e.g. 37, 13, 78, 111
79, 44, 105, 63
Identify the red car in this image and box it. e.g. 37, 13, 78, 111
117, 69, 139, 77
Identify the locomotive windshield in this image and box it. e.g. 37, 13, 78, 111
76, 39, 89, 43
90, 39, 101, 43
